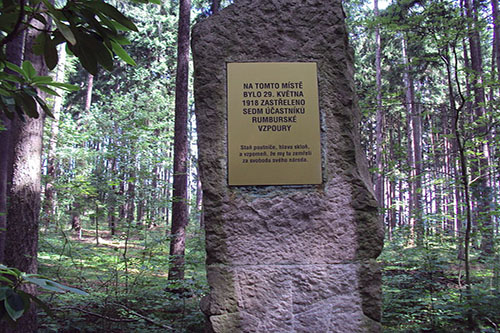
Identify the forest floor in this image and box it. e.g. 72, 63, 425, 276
37, 226, 207, 332
34, 227, 499, 332
380, 232, 500, 332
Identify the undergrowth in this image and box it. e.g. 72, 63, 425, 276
381, 229, 500, 332
36, 223, 207, 332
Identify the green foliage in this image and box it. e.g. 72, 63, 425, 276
0, 0, 158, 119
0, 264, 87, 324
381, 230, 500, 332
37, 224, 207, 332
0, 60, 78, 120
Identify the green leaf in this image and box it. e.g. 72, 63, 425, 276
22, 276, 86, 294
112, 35, 131, 45
81, 35, 113, 71
23, 86, 38, 97
46, 82, 79, 91
5, 290, 25, 321
111, 41, 136, 66
4, 109, 15, 120
4, 75, 24, 84
15, 106, 26, 122
94, 13, 118, 34
0, 276, 13, 285
70, 36, 98, 75
33, 32, 46, 55
0, 287, 10, 300
0, 88, 11, 97
22, 61, 37, 80
16, 290, 30, 314
34, 95, 54, 118
42, 0, 64, 21
5, 62, 27, 78
31, 76, 54, 84
54, 20, 76, 45
0, 13, 19, 32
23, 292, 54, 317
16, 92, 39, 118
45, 280, 88, 296
89, 2, 138, 32
38, 86, 60, 96
44, 36, 59, 70
0, 266, 20, 278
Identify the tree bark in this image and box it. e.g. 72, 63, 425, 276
493, 0, 500, 86
464, 0, 494, 257
108, 157, 117, 235
0, 115, 10, 264
43, 45, 67, 228
168, 0, 191, 283
374, 0, 385, 224
211, 0, 221, 14
2, 20, 48, 332
0, 31, 24, 263
85, 74, 94, 111
402, 37, 423, 245
127, 170, 136, 225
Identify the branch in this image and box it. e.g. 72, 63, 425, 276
111, 302, 175, 330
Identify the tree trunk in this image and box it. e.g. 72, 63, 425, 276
0, 31, 24, 263
71, 202, 82, 233
464, 0, 494, 257
85, 74, 94, 111
211, 0, 221, 14
127, 170, 136, 225
0, 115, 10, 264
402, 37, 423, 245
196, 176, 204, 228
108, 157, 117, 235
3, 21, 48, 332
119, 177, 127, 222
492, 0, 500, 85
374, 0, 384, 221
43, 45, 67, 228
168, 0, 191, 283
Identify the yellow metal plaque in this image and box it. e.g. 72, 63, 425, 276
227, 62, 322, 185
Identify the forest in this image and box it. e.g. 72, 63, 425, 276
0, 0, 499, 332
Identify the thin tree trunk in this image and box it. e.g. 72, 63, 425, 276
402, 37, 423, 245
196, 176, 204, 228
119, 177, 127, 222
127, 170, 136, 225
85, 74, 94, 111
454, 101, 475, 330
168, 0, 191, 283
95, 203, 99, 245
374, 0, 385, 227
108, 157, 117, 235
71, 202, 82, 233
43, 45, 67, 228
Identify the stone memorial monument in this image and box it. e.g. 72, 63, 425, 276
192, 0, 384, 331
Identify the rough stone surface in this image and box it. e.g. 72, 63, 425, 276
192, 0, 384, 331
